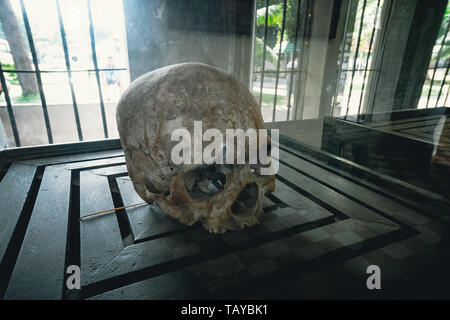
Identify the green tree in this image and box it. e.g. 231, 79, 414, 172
255, 0, 301, 43
253, 37, 278, 70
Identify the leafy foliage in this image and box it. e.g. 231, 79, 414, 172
253, 37, 278, 70
256, 4, 284, 27
1, 63, 18, 85
254, 0, 301, 53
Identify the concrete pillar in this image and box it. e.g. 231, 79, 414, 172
294, 0, 351, 120
364, 0, 447, 113
318, 0, 351, 118
293, 0, 332, 120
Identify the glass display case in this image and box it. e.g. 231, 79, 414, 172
0, 0, 449, 300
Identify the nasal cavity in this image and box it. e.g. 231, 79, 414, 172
231, 183, 258, 215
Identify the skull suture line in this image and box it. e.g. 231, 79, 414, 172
116, 62, 276, 234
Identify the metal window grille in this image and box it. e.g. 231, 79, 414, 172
419, 1, 450, 109
333, 0, 450, 116
332, 0, 384, 117
0, 0, 127, 147
251, 0, 312, 122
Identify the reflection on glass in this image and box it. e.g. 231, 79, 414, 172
333, 0, 384, 117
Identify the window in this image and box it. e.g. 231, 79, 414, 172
332, 0, 384, 117
418, 1, 450, 108
0, 0, 129, 147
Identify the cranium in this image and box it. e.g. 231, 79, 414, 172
116, 62, 275, 233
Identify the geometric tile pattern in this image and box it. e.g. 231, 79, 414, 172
0, 144, 446, 299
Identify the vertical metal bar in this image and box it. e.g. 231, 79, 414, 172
258, 0, 270, 108
56, 0, 83, 141
357, 0, 381, 116
249, 0, 257, 89
271, 0, 288, 122
286, 0, 303, 121
0, 67, 21, 146
87, 0, 108, 138
425, 15, 450, 109
332, 0, 354, 117
19, 0, 53, 144
444, 73, 450, 106
435, 63, 450, 107
345, 0, 367, 117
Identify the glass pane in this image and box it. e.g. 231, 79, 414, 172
71, 71, 99, 104
90, 0, 128, 70
22, 0, 66, 71
40, 72, 72, 105
0, 70, 40, 105
1, 0, 450, 301
0, 0, 35, 71
59, 0, 94, 71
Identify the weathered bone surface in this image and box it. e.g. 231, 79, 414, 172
116, 62, 275, 233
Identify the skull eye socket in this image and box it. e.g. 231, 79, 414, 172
184, 164, 227, 200
231, 182, 258, 215
145, 181, 161, 194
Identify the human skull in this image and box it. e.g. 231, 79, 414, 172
116, 62, 275, 234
